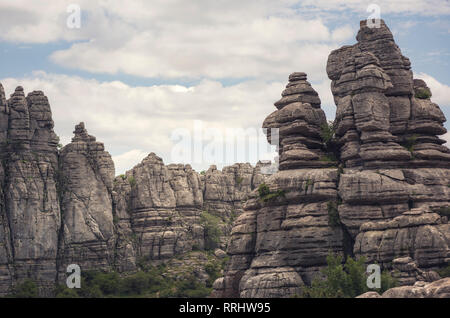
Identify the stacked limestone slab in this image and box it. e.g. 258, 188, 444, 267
214, 19, 450, 298
212, 74, 344, 298
327, 20, 450, 275
263, 72, 335, 170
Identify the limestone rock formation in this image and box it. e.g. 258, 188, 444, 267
213, 73, 345, 298
328, 20, 450, 276
214, 19, 450, 298
0, 87, 61, 295
357, 277, 450, 298
58, 122, 116, 274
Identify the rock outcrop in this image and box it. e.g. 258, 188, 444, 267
212, 73, 345, 298
357, 277, 450, 298
0, 87, 61, 295
328, 20, 450, 275
0, 101, 265, 295
213, 19, 449, 298
58, 122, 116, 274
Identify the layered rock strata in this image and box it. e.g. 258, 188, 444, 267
214, 19, 450, 298
213, 74, 345, 298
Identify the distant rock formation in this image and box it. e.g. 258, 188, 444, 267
213, 19, 449, 298
0, 96, 266, 295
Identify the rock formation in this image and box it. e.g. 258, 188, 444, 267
0, 19, 449, 298
212, 73, 345, 298
0, 98, 265, 295
0, 87, 61, 295
213, 19, 449, 298
357, 277, 450, 298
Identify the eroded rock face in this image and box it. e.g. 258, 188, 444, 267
114, 154, 267, 263
327, 20, 449, 169
212, 74, 345, 298
214, 19, 450, 298
328, 20, 450, 276
58, 123, 116, 274
0, 87, 61, 295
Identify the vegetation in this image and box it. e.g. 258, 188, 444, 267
200, 211, 222, 251
53, 265, 213, 298
320, 121, 336, 146
128, 176, 136, 187
438, 264, 450, 278
7, 279, 39, 298
436, 206, 450, 218
299, 253, 397, 298
327, 201, 341, 228
403, 134, 418, 154
414, 87, 431, 99
257, 183, 285, 203
236, 176, 244, 185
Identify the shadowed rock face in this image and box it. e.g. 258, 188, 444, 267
213, 20, 449, 298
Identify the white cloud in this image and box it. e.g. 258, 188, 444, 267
0, 1, 355, 81
416, 73, 450, 107
1, 72, 291, 173
112, 149, 149, 175
442, 132, 450, 145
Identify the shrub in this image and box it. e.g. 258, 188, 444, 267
438, 264, 450, 278
9, 279, 39, 298
436, 206, 450, 218
327, 201, 341, 228
257, 183, 285, 203
128, 176, 136, 187
414, 87, 431, 99
300, 253, 397, 298
200, 211, 222, 251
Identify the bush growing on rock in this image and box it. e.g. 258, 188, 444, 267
299, 253, 397, 298
200, 211, 222, 251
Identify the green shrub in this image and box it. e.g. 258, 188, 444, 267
128, 176, 136, 187
200, 211, 222, 251
320, 121, 335, 145
300, 253, 397, 298
403, 134, 418, 153
438, 264, 450, 278
257, 183, 285, 203
8, 279, 39, 298
436, 206, 450, 218
414, 87, 431, 99
327, 201, 341, 228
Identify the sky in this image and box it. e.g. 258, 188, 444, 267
0, 0, 449, 174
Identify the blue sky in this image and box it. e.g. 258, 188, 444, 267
0, 0, 449, 174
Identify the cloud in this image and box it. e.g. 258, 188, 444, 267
1, 72, 291, 173
416, 73, 450, 107
112, 149, 149, 175
442, 132, 450, 145
0, 1, 353, 81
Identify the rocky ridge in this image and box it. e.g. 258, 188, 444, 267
0, 90, 267, 295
